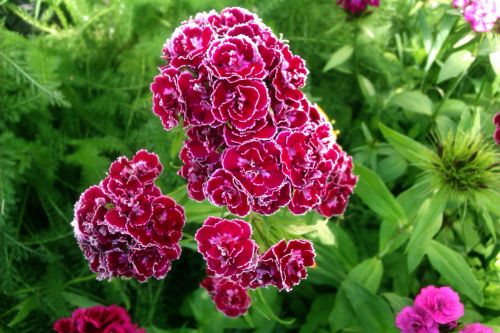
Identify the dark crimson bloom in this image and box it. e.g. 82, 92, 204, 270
201, 273, 251, 317
493, 112, 500, 144
258, 239, 315, 291
53, 305, 145, 333
211, 79, 269, 130
73, 150, 185, 282
151, 7, 357, 217
395, 306, 439, 333
414, 286, 464, 324
204, 169, 252, 217
222, 140, 286, 197
205, 36, 267, 82
195, 217, 258, 277
150, 67, 183, 131
337, 0, 380, 14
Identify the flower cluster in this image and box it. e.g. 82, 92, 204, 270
494, 113, 500, 145
337, 0, 380, 14
73, 150, 185, 282
53, 305, 145, 333
453, 0, 500, 32
196, 217, 315, 316
151, 7, 357, 218
396, 286, 492, 333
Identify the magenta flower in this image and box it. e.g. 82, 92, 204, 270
459, 323, 494, 333
395, 306, 439, 333
337, 0, 380, 15
454, 0, 500, 32
493, 113, 500, 144
201, 273, 251, 317
53, 305, 145, 333
414, 286, 464, 324
195, 217, 258, 277
257, 239, 316, 291
150, 7, 357, 217
73, 150, 185, 282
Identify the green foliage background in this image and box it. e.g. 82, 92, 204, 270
0, 0, 499, 332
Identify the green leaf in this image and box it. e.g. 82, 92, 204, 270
407, 191, 448, 272
347, 258, 383, 294
354, 163, 407, 226
425, 14, 457, 72
426, 240, 483, 305
8, 296, 38, 327
252, 289, 294, 326
437, 50, 475, 83
391, 91, 433, 115
380, 124, 434, 167
323, 45, 354, 72
357, 74, 376, 101
382, 293, 413, 313
490, 50, 500, 76
61, 291, 101, 308
329, 287, 356, 332
343, 281, 398, 333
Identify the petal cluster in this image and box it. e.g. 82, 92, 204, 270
150, 7, 357, 218
196, 217, 315, 317
337, 0, 380, 15
453, 0, 500, 32
395, 286, 492, 333
53, 305, 145, 333
72, 150, 185, 282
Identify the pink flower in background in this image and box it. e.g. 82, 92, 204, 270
459, 323, 494, 333
53, 305, 145, 333
337, 0, 380, 15
201, 273, 251, 317
414, 286, 464, 324
73, 150, 185, 282
454, 0, 500, 32
195, 217, 258, 277
395, 306, 439, 333
150, 7, 357, 218
493, 113, 500, 144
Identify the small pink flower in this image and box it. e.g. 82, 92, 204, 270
395, 306, 439, 333
493, 113, 500, 144
195, 217, 258, 277
222, 140, 286, 197
201, 273, 251, 318
53, 305, 145, 333
211, 79, 269, 130
205, 36, 267, 82
414, 286, 464, 324
459, 323, 494, 333
459, 0, 500, 33
207, 7, 257, 34
204, 169, 252, 217
223, 114, 277, 147
337, 0, 380, 14
252, 182, 292, 216
150, 68, 183, 130
272, 46, 308, 102
258, 239, 315, 291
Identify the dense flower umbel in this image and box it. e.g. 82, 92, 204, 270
151, 7, 357, 218
395, 286, 495, 333
337, 0, 380, 15
73, 150, 185, 282
494, 113, 500, 145
197, 217, 316, 317
453, 0, 500, 32
53, 305, 145, 333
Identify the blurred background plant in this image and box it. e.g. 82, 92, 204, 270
0, 0, 499, 332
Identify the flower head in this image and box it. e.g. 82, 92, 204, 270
454, 0, 500, 32
493, 113, 500, 145
459, 323, 494, 333
53, 305, 145, 333
201, 272, 251, 317
414, 286, 464, 324
73, 150, 185, 282
337, 0, 380, 15
395, 306, 439, 333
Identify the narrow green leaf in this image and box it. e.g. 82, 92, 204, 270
437, 50, 475, 83
357, 74, 376, 101
8, 296, 38, 327
391, 91, 433, 115
343, 281, 398, 333
425, 14, 457, 72
329, 287, 356, 332
380, 124, 434, 167
354, 163, 407, 226
426, 240, 483, 305
61, 291, 101, 308
407, 191, 448, 272
323, 45, 354, 72
347, 258, 383, 294
252, 289, 294, 325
